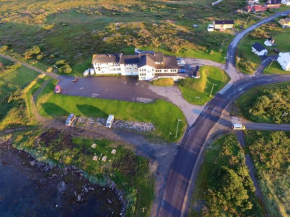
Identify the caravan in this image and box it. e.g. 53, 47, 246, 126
106, 115, 114, 128
232, 124, 246, 130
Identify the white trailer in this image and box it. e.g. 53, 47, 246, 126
106, 115, 114, 128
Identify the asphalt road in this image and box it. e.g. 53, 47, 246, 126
157, 75, 290, 217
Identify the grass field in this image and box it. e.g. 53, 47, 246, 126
0, 62, 40, 129
190, 134, 263, 216
36, 79, 186, 142
150, 78, 174, 86
236, 82, 290, 124
13, 129, 154, 217
237, 22, 290, 74
177, 66, 229, 105
245, 131, 290, 217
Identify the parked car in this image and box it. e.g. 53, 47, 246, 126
83, 69, 89, 77
179, 69, 186, 73
193, 24, 199, 28
65, 114, 76, 126
239, 25, 244, 29
207, 24, 214, 32
72, 76, 78, 82
55, 85, 61, 94
232, 124, 246, 130
273, 49, 279, 53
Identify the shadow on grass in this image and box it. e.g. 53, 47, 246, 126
42, 102, 69, 117
76, 104, 107, 118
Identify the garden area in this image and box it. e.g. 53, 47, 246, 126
245, 130, 290, 217
236, 21, 290, 74
236, 82, 290, 124
13, 129, 154, 217
177, 66, 229, 105
189, 134, 263, 216
36, 79, 187, 142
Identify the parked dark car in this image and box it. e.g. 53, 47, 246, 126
72, 76, 78, 82
273, 49, 279, 53
239, 25, 244, 29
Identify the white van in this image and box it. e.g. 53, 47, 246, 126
106, 115, 114, 128
232, 124, 246, 130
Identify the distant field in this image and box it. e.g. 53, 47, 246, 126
177, 66, 229, 105
237, 22, 290, 74
0, 0, 257, 76
36, 79, 187, 142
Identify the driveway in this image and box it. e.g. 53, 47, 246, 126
57, 76, 167, 103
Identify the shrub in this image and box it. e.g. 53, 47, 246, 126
46, 67, 53, 73
58, 64, 72, 73
0, 45, 9, 53
36, 54, 43, 60
55, 59, 67, 66
24, 46, 41, 59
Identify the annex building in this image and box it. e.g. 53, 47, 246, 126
92, 52, 179, 80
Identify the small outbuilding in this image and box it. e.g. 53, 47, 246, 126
264, 37, 275, 46
213, 20, 234, 31
277, 52, 290, 71
252, 42, 268, 56
281, 0, 290, 5
278, 18, 290, 28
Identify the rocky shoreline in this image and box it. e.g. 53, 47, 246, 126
0, 139, 125, 217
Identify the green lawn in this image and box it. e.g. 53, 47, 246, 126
265, 61, 290, 75
36, 79, 187, 142
236, 82, 290, 124
177, 66, 230, 105
245, 131, 290, 217
189, 134, 263, 216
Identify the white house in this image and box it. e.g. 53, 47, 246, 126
281, 0, 290, 5
252, 42, 268, 56
92, 52, 179, 80
277, 52, 290, 71
264, 37, 275, 47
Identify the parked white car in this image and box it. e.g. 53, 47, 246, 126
207, 24, 214, 32
83, 69, 89, 77
89, 68, 95, 75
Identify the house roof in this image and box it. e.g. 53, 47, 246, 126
119, 55, 140, 64
269, 0, 281, 4
214, 20, 234, 25
92, 54, 117, 64
253, 5, 267, 10
278, 52, 290, 64
252, 42, 266, 52
137, 55, 155, 68
151, 52, 164, 63
155, 56, 179, 69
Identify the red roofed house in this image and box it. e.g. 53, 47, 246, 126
246, 5, 267, 13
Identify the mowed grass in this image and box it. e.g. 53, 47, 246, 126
265, 61, 290, 74
150, 78, 174, 86
2, 66, 39, 88
177, 66, 229, 105
37, 80, 187, 142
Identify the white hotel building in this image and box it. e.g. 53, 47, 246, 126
92, 52, 179, 80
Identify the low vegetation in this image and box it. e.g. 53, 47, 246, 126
237, 22, 290, 74
36, 79, 186, 142
150, 78, 174, 86
190, 134, 263, 216
13, 129, 154, 217
177, 66, 229, 105
236, 82, 290, 124
245, 131, 290, 217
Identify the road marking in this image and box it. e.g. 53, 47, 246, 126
105, 88, 108, 92
80, 87, 84, 90
92, 93, 100, 97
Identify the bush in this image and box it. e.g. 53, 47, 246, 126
46, 67, 53, 73
151, 78, 174, 86
24, 46, 41, 59
36, 54, 43, 60
0, 45, 9, 53
58, 64, 72, 73
55, 59, 67, 66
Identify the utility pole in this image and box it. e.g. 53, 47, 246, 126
267, 60, 274, 72
245, 16, 249, 27
210, 84, 217, 97
175, 119, 181, 138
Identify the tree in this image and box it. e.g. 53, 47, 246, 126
58, 64, 72, 74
